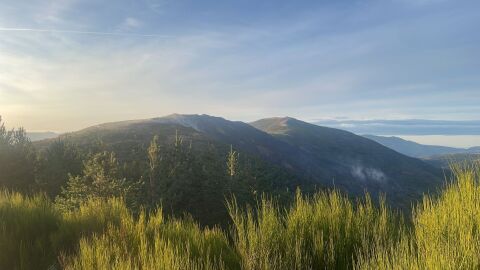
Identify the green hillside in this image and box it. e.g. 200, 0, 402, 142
251, 117, 443, 208
33, 114, 444, 212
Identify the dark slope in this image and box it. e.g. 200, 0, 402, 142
251, 117, 443, 207
363, 135, 466, 158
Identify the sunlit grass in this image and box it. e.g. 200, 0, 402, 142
1, 162, 479, 269
356, 162, 480, 269
228, 190, 403, 269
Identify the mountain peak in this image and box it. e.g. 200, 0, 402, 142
249, 117, 305, 133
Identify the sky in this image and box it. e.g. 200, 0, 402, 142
1, 0, 480, 144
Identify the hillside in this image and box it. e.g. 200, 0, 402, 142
37, 114, 444, 210
34, 115, 306, 226
251, 117, 443, 207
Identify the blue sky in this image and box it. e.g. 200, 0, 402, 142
1, 0, 479, 136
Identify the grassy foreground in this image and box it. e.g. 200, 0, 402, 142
1, 164, 479, 269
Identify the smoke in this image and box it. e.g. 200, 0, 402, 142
351, 165, 387, 183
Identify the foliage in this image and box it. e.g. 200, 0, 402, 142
2, 116, 478, 269
356, 162, 480, 269
63, 205, 239, 270
228, 190, 403, 270
0, 117, 37, 192
1, 164, 480, 269
0, 190, 60, 270
55, 151, 142, 212
36, 139, 83, 197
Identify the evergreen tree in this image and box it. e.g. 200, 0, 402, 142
55, 151, 141, 211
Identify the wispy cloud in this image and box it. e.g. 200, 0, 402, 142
0, 27, 168, 37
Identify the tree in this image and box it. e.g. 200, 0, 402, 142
55, 151, 141, 211
0, 116, 37, 192
36, 139, 83, 197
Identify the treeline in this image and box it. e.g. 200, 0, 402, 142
0, 117, 298, 226
1, 164, 479, 269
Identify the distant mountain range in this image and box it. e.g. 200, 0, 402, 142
364, 135, 464, 158
27, 132, 59, 141
36, 114, 443, 209
363, 135, 480, 168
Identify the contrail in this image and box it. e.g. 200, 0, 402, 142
0, 27, 171, 38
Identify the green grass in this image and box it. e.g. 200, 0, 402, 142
0, 191, 60, 270
1, 162, 479, 269
63, 201, 239, 270
356, 162, 480, 269
227, 190, 403, 269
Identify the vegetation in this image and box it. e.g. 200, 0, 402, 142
0, 117, 298, 226
0, 163, 479, 269
1, 116, 479, 269
0, 117, 37, 192
55, 151, 142, 212
356, 163, 480, 269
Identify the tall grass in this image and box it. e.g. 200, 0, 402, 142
0, 191, 60, 270
228, 190, 403, 269
1, 162, 480, 269
63, 202, 239, 270
0, 192, 140, 269
356, 162, 480, 269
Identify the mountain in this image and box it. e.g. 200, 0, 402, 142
35, 114, 304, 226
251, 117, 443, 207
36, 114, 443, 211
363, 135, 480, 168
363, 135, 466, 158
27, 132, 59, 141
